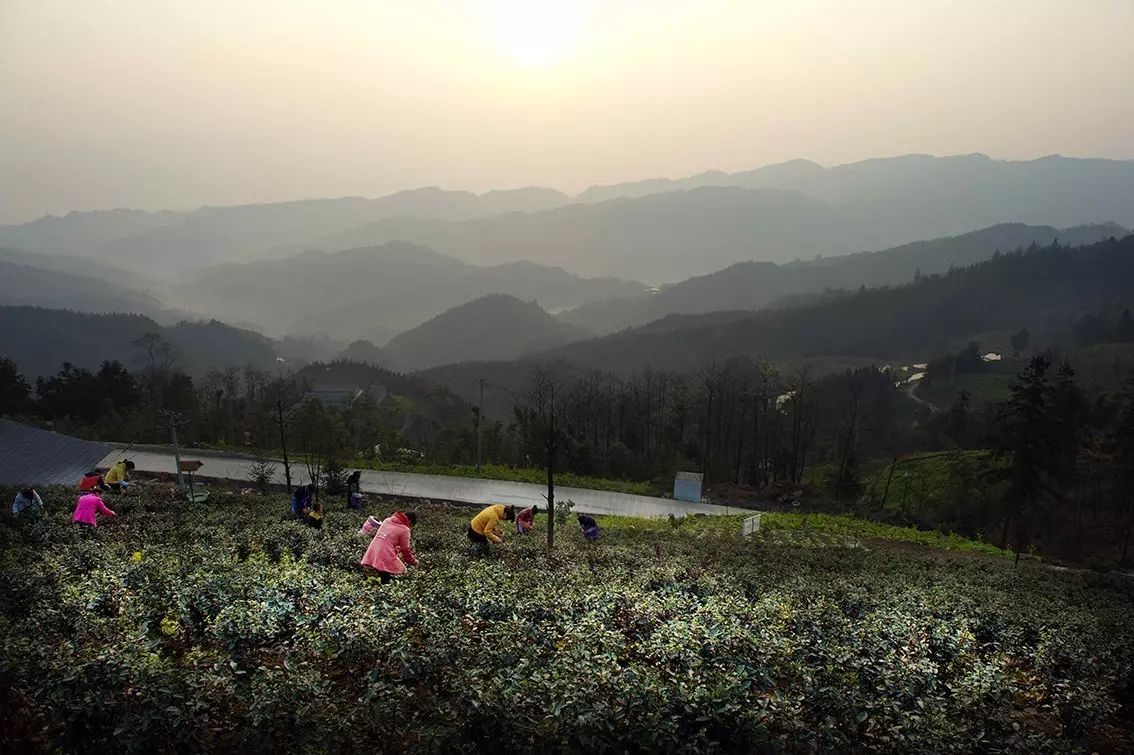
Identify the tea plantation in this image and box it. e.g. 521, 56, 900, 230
3, 487, 1134, 753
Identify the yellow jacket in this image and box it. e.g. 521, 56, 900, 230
104, 461, 129, 485
470, 505, 506, 544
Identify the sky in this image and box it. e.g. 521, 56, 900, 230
2, 0, 1133, 224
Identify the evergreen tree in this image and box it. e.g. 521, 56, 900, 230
945, 390, 974, 448
1049, 361, 1087, 492
993, 355, 1057, 559
0, 357, 31, 416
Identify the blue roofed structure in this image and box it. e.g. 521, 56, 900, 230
0, 419, 111, 486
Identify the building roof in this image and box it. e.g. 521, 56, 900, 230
0, 419, 111, 486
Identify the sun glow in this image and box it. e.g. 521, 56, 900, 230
482, 0, 592, 67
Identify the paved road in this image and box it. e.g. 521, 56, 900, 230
101, 448, 736, 518
905, 381, 940, 414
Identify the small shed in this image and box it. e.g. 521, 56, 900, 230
673, 471, 703, 503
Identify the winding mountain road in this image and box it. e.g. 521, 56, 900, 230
905, 380, 941, 414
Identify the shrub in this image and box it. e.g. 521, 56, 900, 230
0, 486, 1132, 752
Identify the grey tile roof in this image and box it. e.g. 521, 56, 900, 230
0, 419, 111, 487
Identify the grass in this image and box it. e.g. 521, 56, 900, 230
864, 450, 1002, 511
601, 508, 1009, 556
349, 460, 668, 497
918, 371, 1017, 408
761, 511, 1010, 556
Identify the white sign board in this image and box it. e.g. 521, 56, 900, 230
742, 513, 763, 537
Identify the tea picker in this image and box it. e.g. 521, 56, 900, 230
360, 510, 419, 583
467, 504, 516, 555
577, 513, 600, 542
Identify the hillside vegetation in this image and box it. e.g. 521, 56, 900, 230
2, 490, 1132, 752
561, 223, 1126, 334
541, 235, 1134, 374
385, 294, 589, 371
0, 307, 277, 379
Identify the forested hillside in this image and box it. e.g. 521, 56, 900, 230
385, 295, 589, 371
0, 307, 277, 378
561, 223, 1127, 334
541, 235, 1134, 373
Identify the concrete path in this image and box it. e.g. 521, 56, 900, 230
905, 381, 941, 414
100, 448, 735, 518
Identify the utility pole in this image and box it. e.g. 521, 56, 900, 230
546, 380, 556, 552
160, 409, 185, 487
475, 378, 484, 471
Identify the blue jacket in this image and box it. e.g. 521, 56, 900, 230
291, 486, 313, 515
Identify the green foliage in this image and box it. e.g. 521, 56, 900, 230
246, 457, 276, 495
554, 497, 576, 526
5, 488, 1131, 752
865, 450, 1008, 536
354, 460, 664, 496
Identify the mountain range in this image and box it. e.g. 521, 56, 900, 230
166, 242, 644, 341
0, 188, 569, 277
3, 154, 1132, 284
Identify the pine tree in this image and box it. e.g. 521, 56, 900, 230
993, 355, 1057, 560
945, 390, 973, 448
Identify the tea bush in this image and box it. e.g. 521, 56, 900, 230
1, 486, 1133, 752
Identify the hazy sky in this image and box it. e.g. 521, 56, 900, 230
2, 0, 1133, 224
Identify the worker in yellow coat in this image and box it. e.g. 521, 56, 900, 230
467, 504, 515, 555
103, 459, 135, 493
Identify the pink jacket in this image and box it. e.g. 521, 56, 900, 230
360, 512, 417, 575
72, 493, 116, 526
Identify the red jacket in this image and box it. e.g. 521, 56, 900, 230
360, 512, 417, 575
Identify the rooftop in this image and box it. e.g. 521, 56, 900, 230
0, 419, 111, 487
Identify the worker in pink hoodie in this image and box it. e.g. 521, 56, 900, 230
360, 511, 418, 583
72, 491, 117, 528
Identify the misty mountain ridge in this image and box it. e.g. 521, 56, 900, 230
0, 258, 186, 325
4, 153, 1132, 284
279, 155, 1134, 281
169, 241, 644, 342
558, 222, 1129, 334
0, 186, 570, 277
335, 339, 394, 369
384, 294, 590, 371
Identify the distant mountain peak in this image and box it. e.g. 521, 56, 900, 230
384, 293, 591, 371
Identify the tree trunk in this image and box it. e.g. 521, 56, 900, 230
999, 499, 1013, 551
879, 452, 900, 511
703, 389, 713, 484
546, 385, 556, 552
276, 398, 292, 491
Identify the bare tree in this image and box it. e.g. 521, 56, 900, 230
698, 362, 723, 483
271, 373, 305, 491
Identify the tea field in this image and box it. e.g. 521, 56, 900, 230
3, 486, 1134, 753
